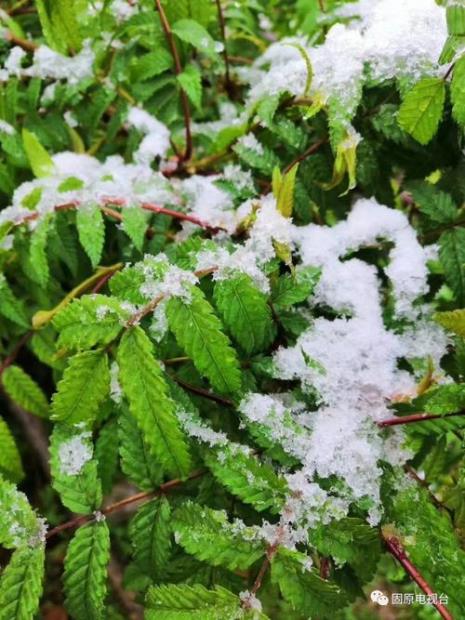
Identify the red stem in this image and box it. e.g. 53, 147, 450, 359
154, 0, 193, 161
0, 331, 33, 378
46, 469, 205, 540
378, 411, 465, 428
384, 535, 453, 620
14, 198, 224, 233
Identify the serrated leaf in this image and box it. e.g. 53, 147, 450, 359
271, 547, 349, 618
204, 446, 288, 513
177, 65, 202, 110
0, 544, 45, 620
130, 497, 172, 579
308, 518, 381, 582
387, 484, 465, 618
213, 274, 274, 355
413, 384, 465, 414
451, 54, 465, 127
409, 183, 457, 224
2, 365, 49, 419
117, 327, 191, 478
51, 350, 110, 425
0, 275, 29, 327
435, 309, 465, 337
95, 418, 119, 495
439, 229, 465, 304
172, 19, 218, 59
271, 266, 321, 309
173, 501, 265, 571
118, 405, 163, 491
53, 294, 126, 350
145, 583, 246, 620
64, 521, 110, 620
398, 77, 445, 145
273, 164, 299, 218
121, 208, 147, 252
0, 477, 42, 549
76, 207, 105, 268
130, 50, 173, 81
166, 287, 242, 395
0, 416, 24, 483
22, 128, 55, 178
50, 425, 102, 514
29, 216, 50, 287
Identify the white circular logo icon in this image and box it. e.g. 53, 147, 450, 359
371, 590, 389, 606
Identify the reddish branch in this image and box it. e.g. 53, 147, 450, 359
383, 535, 453, 620
215, 0, 232, 93
0, 331, 32, 378
46, 469, 205, 540
378, 411, 465, 428
14, 197, 224, 233
155, 0, 193, 161
283, 137, 327, 174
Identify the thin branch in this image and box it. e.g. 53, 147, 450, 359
250, 543, 278, 597
378, 411, 465, 428
215, 0, 232, 93
46, 469, 205, 540
4, 32, 37, 52
283, 137, 327, 174
0, 331, 32, 378
154, 0, 193, 161
172, 375, 234, 407
13, 197, 224, 233
383, 535, 453, 620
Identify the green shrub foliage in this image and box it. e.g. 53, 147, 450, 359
0, 0, 465, 618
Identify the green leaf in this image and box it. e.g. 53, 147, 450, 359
271, 266, 321, 310
51, 350, 110, 425
409, 183, 457, 224
145, 583, 246, 620
172, 19, 218, 59
177, 65, 202, 110
308, 518, 381, 582
0, 544, 45, 620
172, 501, 265, 571
0, 416, 24, 483
435, 309, 465, 337
414, 384, 465, 414
35, 0, 85, 53
121, 208, 147, 252
117, 327, 191, 478
129, 497, 172, 579
118, 405, 163, 491
0, 275, 29, 327
273, 164, 299, 218
213, 274, 274, 355
21, 129, 55, 178
0, 476, 44, 549
451, 54, 465, 127
398, 77, 446, 145
50, 425, 102, 514
447, 5, 465, 35
95, 418, 119, 495
387, 484, 465, 618
439, 229, 465, 304
64, 521, 110, 620
166, 287, 242, 395
29, 216, 50, 287
130, 50, 173, 82
271, 547, 349, 618
76, 207, 105, 268
53, 295, 126, 350
2, 365, 49, 419
204, 446, 288, 513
